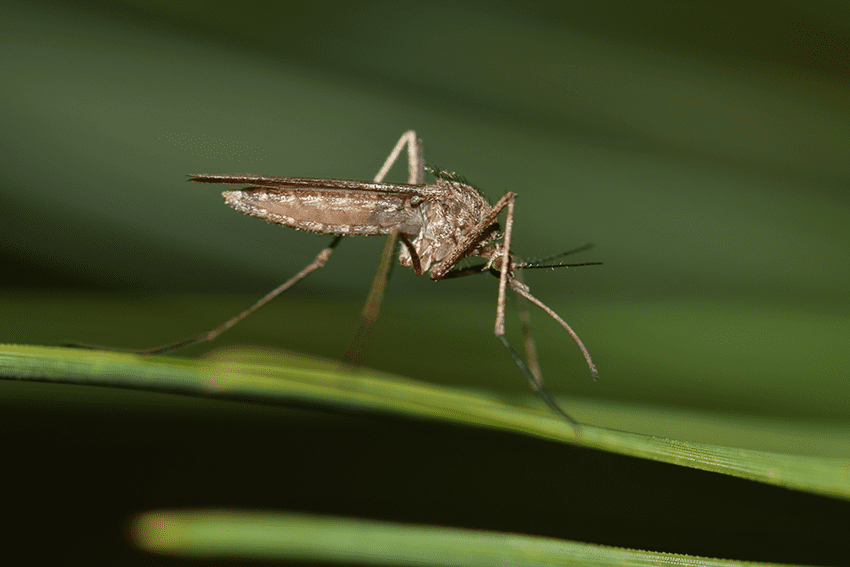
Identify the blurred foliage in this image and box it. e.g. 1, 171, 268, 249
130, 510, 819, 566
4, 344, 849, 490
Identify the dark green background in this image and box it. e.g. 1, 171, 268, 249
2, 1, 848, 564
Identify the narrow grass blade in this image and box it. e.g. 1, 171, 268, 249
131, 509, 814, 566
1, 344, 848, 500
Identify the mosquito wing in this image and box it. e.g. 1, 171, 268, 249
190, 174, 439, 236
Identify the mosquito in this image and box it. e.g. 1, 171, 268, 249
69, 131, 600, 428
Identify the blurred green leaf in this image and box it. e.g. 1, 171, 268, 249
130, 509, 813, 566
1, 344, 847, 500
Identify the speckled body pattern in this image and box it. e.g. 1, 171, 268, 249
207, 173, 501, 275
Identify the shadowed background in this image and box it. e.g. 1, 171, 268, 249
1, 1, 849, 564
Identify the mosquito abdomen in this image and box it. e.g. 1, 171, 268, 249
223, 188, 423, 236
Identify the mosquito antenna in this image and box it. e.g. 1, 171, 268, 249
517, 261, 602, 270
512, 243, 600, 269
524, 243, 595, 263
509, 279, 598, 381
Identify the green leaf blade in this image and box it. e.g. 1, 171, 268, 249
1, 344, 848, 500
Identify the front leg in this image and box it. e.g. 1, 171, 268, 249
428, 191, 584, 431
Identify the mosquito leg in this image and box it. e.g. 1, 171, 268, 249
65, 237, 343, 355
343, 227, 399, 365
423, 192, 574, 425
497, 320, 583, 434
515, 269, 543, 388
374, 130, 425, 185
340, 232, 424, 365
493, 195, 515, 338
398, 234, 423, 276
345, 235, 427, 365
437, 257, 580, 429
490, 196, 582, 433
344, 131, 425, 365
509, 279, 598, 381
497, 336, 581, 432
